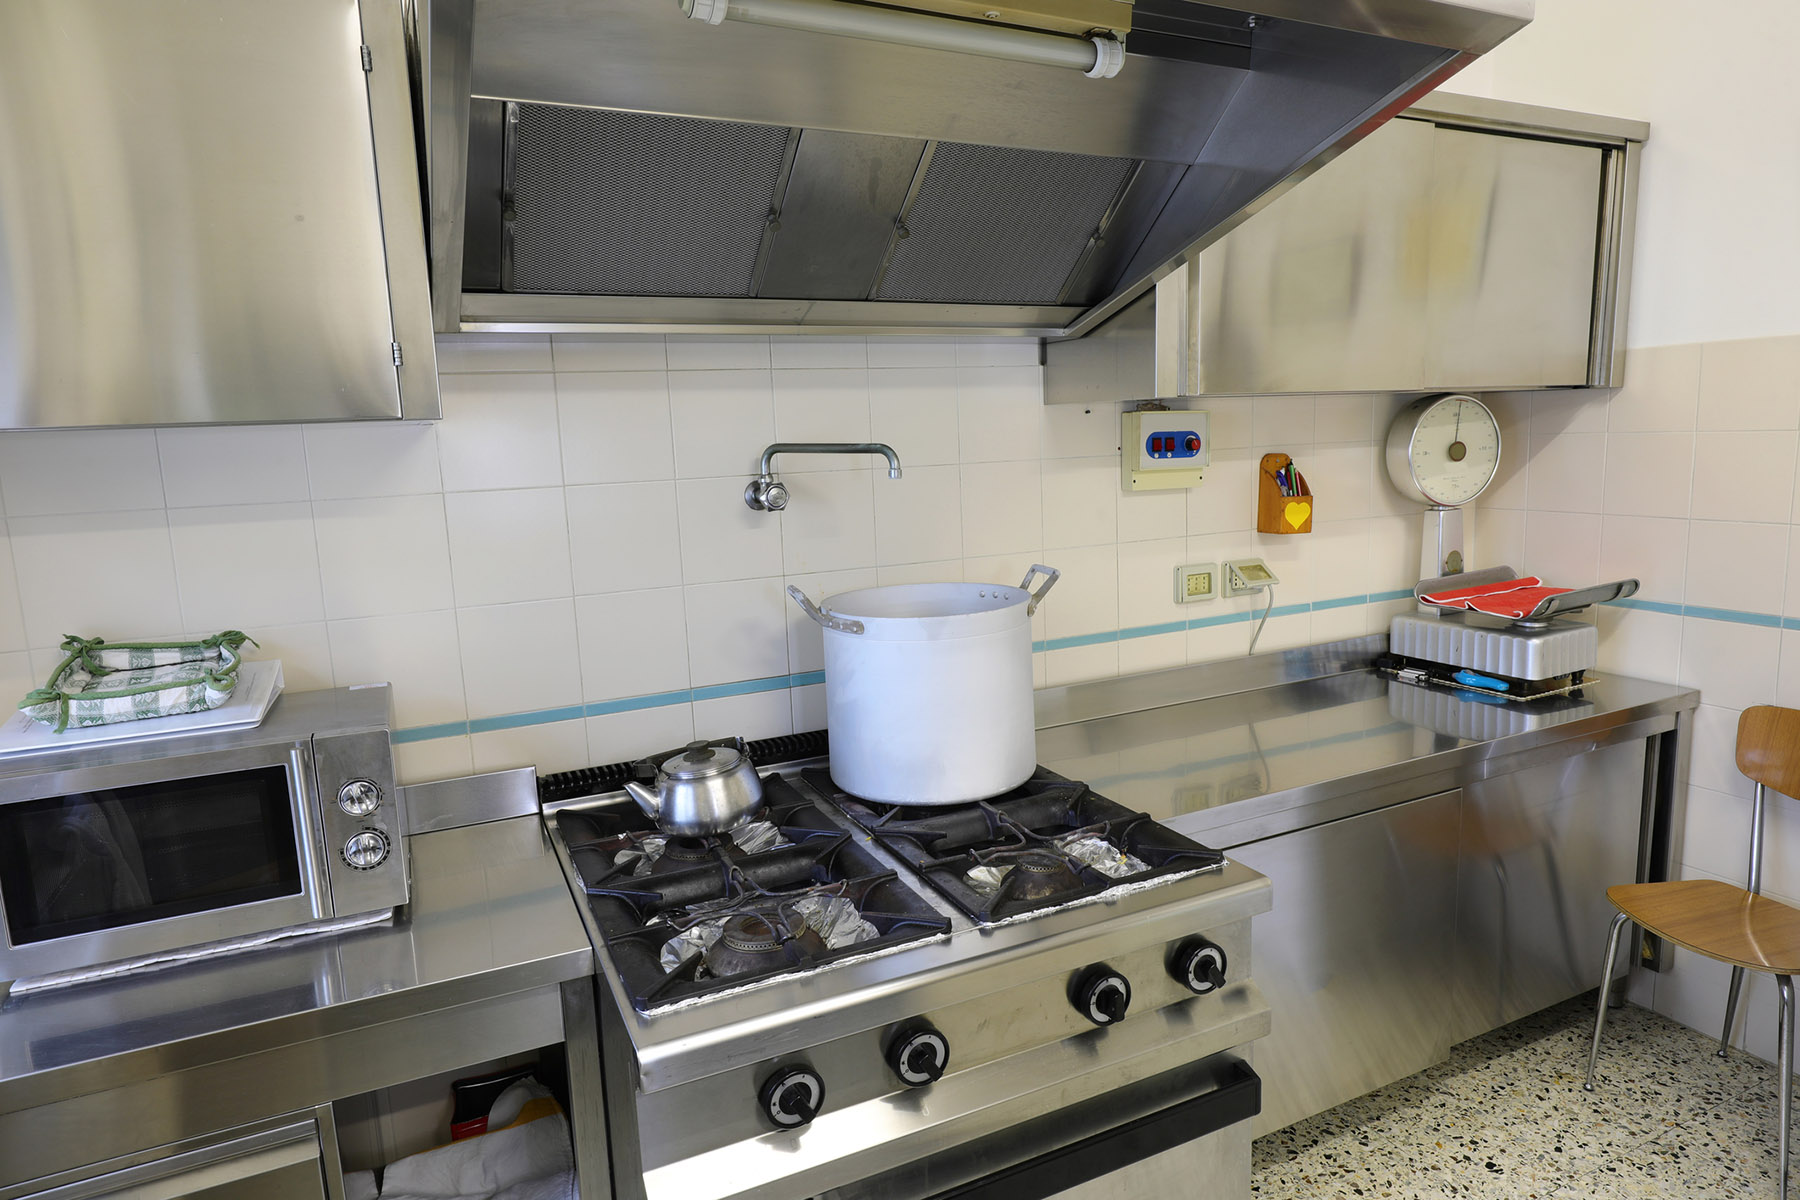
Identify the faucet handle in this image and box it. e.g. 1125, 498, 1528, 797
744, 477, 789, 511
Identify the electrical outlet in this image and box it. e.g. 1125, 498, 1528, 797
1174, 562, 1218, 603
1222, 558, 1279, 597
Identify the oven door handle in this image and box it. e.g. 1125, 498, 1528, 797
927, 1059, 1261, 1200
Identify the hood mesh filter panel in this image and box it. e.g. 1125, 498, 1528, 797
507, 105, 790, 296
877, 143, 1136, 305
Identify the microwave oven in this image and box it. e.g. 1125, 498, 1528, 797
0, 684, 404, 992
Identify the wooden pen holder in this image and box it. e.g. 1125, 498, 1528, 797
1257, 453, 1313, 534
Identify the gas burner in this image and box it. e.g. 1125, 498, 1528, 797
652, 836, 716, 876
968, 849, 1085, 903
808, 767, 1226, 923
556, 776, 951, 1011
703, 911, 828, 978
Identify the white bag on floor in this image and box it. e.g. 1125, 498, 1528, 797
346, 1080, 576, 1200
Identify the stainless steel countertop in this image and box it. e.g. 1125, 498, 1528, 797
1037, 662, 1698, 848
0, 815, 593, 1114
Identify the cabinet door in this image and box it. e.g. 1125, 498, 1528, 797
1226, 789, 1461, 1135
1423, 125, 1604, 389
1195, 116, 1435, 395
0, 0, 409, 425
16, 1118, 329, 1200
1454, 740, 1646, 1042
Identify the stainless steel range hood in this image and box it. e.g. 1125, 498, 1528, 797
426, 0, 1532, 336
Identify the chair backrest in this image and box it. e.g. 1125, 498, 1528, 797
1738, 706, 1800, 798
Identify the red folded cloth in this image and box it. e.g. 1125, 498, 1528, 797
1420, 576, 1571, 620
1466, 586, 1571, 619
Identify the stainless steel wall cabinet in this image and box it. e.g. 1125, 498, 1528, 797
1044, 94, 1647, 397
0, 0, 438, 427
431, 0, 1533, 335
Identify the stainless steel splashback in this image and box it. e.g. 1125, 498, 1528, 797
429, 0, 1532, 337
0, 0, 437, 429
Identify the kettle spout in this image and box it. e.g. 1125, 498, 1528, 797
623, 780, 661, 821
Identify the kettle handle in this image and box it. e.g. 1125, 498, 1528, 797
1019, 564, 1061, 615
786, 585, 865, 635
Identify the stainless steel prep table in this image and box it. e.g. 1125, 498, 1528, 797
1034, 637, 1698, 1133
0, 815, 605, 1197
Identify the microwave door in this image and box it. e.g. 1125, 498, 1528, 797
29, 794, 154, 932
0, 744, 334, 985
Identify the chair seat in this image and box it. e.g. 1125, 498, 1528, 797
1609, 880, 1800, 974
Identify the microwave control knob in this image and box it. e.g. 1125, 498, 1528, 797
337, 778, 383, 817
1071, 965, 1131, 1026
759, 1066, 824, 1129
886, 1024, 949, 1086
1170, 937, 1228, 995
343, 830, 390, 870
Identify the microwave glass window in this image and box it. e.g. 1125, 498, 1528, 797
0, 765, 303, 945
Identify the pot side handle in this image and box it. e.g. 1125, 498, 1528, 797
1020, 564, 1061, 615
787, 585, 866, 635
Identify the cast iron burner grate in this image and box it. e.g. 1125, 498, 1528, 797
557, 777, 949, 1011
806, 767, 1226, 923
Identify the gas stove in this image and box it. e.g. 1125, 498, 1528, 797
541, 737, 1271, 1200
812, 767, 1226, 924
558, 776, 952, 1011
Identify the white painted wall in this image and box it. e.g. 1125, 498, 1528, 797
1447, 0, 1800, 348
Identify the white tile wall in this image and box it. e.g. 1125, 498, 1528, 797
0, 334, 1426, 789
1475, 333, 1800, 1053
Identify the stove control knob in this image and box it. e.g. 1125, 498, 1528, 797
759, 1066, 825, 1129
1170, 937, 1228, 995
342, 830, 390, 870
337, 778, 383, 817
886, 1024, 949, 1086
1071, 965, 1132, 1026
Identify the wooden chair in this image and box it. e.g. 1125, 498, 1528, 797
1584, 704, 1800, 1199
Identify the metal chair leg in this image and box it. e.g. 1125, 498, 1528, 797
1781, 975, 1795, 1200
1584, 911, 1632, 1092
1720, 964, 1747, 1058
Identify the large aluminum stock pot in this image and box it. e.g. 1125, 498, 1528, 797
788, 565, 1059, 804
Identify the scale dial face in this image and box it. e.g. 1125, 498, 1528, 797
1385, 394, 1501, 507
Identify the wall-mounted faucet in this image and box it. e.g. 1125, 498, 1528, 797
745, 443, 903, 511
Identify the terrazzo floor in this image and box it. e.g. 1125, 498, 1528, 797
1252, 993, 1791, 1197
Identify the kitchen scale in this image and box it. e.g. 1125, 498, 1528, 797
1383, 393, 1501, 580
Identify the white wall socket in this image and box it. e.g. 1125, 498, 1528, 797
1174, 562, 1218, 603
1222, 558, 1279, 597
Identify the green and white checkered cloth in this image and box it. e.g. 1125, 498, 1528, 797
19, 632, 254, 733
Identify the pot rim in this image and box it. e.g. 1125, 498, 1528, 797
826, 580, 1028, 617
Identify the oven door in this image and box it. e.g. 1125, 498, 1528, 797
817, 1052, 1260, 1200
922, 1056, 1260, 1200
0, 741, 332, 984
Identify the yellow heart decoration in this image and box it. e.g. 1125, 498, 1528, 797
1284, 500, 1311, 528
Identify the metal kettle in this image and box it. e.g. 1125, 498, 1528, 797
623, 740, 765, 835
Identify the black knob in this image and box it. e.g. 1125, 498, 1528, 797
1071, 965, 1132, 1026
1170, 937, 1229, 995
758, 1066, 824, 1129
886, 1024, 949, 1086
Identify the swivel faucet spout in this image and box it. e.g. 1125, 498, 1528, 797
759, 442, 903, 479
746, 443, 904, 512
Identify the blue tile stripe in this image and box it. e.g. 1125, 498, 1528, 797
387, 589, 1775, 746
